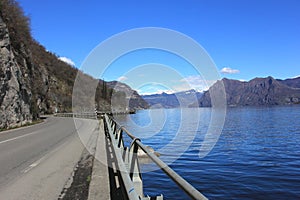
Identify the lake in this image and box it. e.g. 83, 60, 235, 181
114, 106, 300, 199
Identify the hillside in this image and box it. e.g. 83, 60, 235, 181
194, 76, 300, 107
0, 0, 147, 129
106, 81, 149, 110
142, 90, 203, 108
278, 77, 300, 89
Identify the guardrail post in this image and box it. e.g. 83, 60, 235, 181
129, 140, 143, 197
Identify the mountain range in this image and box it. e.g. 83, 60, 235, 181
193, 76, 300, 107
142, 77, 300, 108
142, 90, 203, 108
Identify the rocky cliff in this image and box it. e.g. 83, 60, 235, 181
0, 15, 32, 128
0, 0, 78, 129
195, 76, 300, 107
0, 0, 148, 129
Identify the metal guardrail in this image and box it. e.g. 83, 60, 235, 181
54, 112, 97, 119
54, 111, 135, 119
104, 114, 208, 200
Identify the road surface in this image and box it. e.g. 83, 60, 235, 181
0, 116, 98, 200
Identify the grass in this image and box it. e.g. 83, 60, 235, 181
86, 175, 91, 183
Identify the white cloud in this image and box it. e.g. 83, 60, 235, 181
139, 89, 174, 95
117, 76, 128, 82
136, 82, 175, 95
136, 76, 219, 95
220, 67, 240, 74
59, 57, 75, 66
156, 89, 174, 94
178, 75, 216, 92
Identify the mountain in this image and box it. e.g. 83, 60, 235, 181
142, 90, 203, 108
142, 92, 179, 108
277, 77, 300, 89
194, 76, 300, 107
0, 0, 147, 129
106, 81, 149, 110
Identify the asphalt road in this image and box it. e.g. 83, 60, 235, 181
0, 116, 98, 200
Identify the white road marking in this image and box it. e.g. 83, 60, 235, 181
21, 134, 78, 174
22, 152, 48, 174
0, 130, 40, 145
22, 163, 39, 174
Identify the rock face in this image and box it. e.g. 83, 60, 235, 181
196, 76, 300, 107
0, 16, 32, 128
0, 0, 85, 129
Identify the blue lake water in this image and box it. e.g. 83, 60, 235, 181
114, 106, 300, 199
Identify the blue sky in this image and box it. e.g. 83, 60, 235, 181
18, 0, 300, 94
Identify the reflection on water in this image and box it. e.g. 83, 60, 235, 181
114, 106, 300, 199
